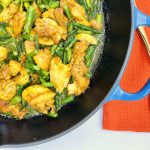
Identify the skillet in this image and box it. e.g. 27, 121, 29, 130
0, 0, 150, 147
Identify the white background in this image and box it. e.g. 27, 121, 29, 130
2, 108, 150, 150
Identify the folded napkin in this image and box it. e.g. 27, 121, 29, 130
102, 0, 150, 132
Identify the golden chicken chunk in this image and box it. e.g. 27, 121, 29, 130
0, 46, 8, 62
24, 40, 35, 54
34, 18, 58, 37
34, 18, 67, 44
0, 100, 28, 119
14, 67, 29, 85
0, 64, 11, 80
60, 0, 90, 26
42, 8, 55, 19
10, 11, 26, 37
0, 3, 19, 22
60, 0, 76, 8
90, 20, 102, 30
0, 60, 21, 79
0, 80, 17, 101
68, 42, 90, 95
33, 48, 51, 71
50, 57, 71, 93
39, 37, 54, 46
76, 33, 97, 45
54, 8, 68, 27
9, 60, 21, 76
57, 26, 67, 40
22, 85, 56, 114
32, 3, 41, 17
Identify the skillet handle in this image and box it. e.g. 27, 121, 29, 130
132, 0, 150, 29
105, 0, 150, 102
105, 79, 150, 102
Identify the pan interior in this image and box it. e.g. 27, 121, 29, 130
0, 0, 131, 146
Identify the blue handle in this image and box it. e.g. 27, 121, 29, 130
133, 0, 150, 29
105, 79, 150, 102
105, 0, 150, 103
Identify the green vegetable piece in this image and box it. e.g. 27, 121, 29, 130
85, 46, 94, 60
86, 0, 92, 8
24, 6, 36, 34
85, 71, 92, 78
49, 1, 59, 9
67, 48, 72, 63
64, 5, 72, 19
1, 0, 12, 8
42, 82, 53, 88
73, 21, 100, 34
24, 2, 30, 10
48, 111, 58, 118
63, 51, 67, 64
62, 96, 74, 105
10, 96, 22, 105
66, 38, 77, 49
68, 22, 73, 32
96, 14, 103, 24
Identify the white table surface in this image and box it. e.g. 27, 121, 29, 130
2, 107, 150, 150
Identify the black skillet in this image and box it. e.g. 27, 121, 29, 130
0, 0, 150, 147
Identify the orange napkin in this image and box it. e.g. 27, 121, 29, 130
103, 0, 150, 132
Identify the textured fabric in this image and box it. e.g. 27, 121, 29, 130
103, 0, 150, 132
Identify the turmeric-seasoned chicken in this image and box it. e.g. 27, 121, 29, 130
0, 100, 28, 119
14, 67, 29, 85
50, 57, 71, 93
22, 85, 55, 114
54, 8, 68, 27
0, 3, 18, 22
9, 60, 21, 76
33, 48, 51, 71
9, 11, 26, 37
0, 46, 8, 62
24, 40, 35, 54
0, 80, 16, 101
68, 42, 90, 95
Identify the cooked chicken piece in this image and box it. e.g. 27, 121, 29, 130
22, 85, 55, 114
60, 0, 90, 26
0, 64, 11, 80
30, 74, 39, 84
67, 82, 77, 95
60, 0, 76, 8
32, 3, 41, 17
33, 48, 51, 71
57, 26, 67, 40
76, 33, 97, 45
39, 37, 54, 46
54, 8, 68, 27
34, 18, 58, 37
0, 100, 28, 119
90, 20, 102, 30
68, 42, 90, 95
9, 60, 21, 76
50, 57, 71, 93
0, 3, 19, 22
10, 11, 26, 37
42, 8, 55, 19
20, 54, 26, 64
0, 80, 16, 101
24, 40, 35, 54
51, 33, 62, 45
0, 46, 8, 62
14, 67, 29, 85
